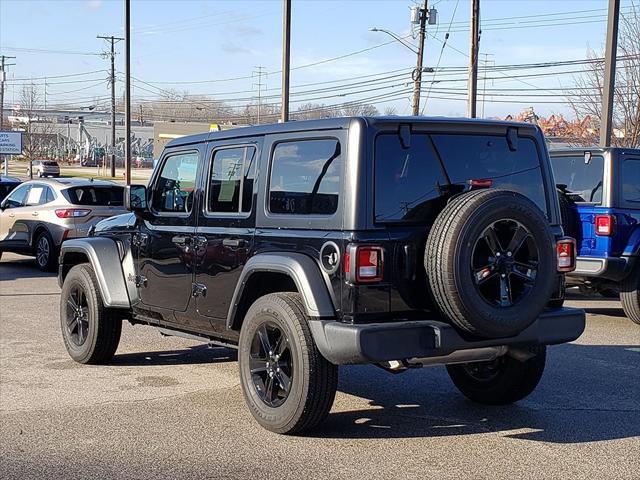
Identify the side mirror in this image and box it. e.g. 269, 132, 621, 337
124, 184, 149, 213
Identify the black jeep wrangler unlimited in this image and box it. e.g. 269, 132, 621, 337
58, 117, 585, 434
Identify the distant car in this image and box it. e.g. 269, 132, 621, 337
550, 148, 640, 324
0, 175, 22, 202
0, 178, 126, 270
27, 160, 60, 178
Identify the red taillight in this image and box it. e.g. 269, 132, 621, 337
345, 245, 384, 283
55, 208, 91, 218
595, 214, 614, 236
556, 237, 576, 272
468, 178, 493, 188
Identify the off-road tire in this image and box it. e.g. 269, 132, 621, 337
447, 345, 546, 404
35, 230, 58, 272
60, 263, 122, 364
620, 265, 640, 325
425, 189, 556, 338
238, 292, 338, 434
547, 298, 565, 309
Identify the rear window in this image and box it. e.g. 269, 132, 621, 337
269, 138, 342, 215
44, 161, 58, 166
63, 186, 124, 206
550, 155, 604, 203
375, 132, 547, 223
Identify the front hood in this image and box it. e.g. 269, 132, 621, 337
94, 212, 138, 235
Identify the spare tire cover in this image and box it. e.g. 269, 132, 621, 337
425, 189, 556, 338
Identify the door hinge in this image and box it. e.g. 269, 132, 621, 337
192, 283, 207, 297
133, 233, 149, 247
128, 273, 147, 288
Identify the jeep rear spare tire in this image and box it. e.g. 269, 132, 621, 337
425, 189, 556, 338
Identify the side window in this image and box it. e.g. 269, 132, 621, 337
152, 151, 199, 213
4, 185, 30, 208
269, 139, 342, 215
44, 187, 56, 204
374, 133, 448, 222
25, 185, 46, 206
208, 146, 256, 214
622, 159, 640, 205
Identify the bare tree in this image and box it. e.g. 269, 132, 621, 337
341, 102, 380, 117
568, 5, 640, 147
19, 84, 56, 178
384, 106, 398, 116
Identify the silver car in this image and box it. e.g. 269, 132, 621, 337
0, 178, 126, 270
27, 160, 60, 178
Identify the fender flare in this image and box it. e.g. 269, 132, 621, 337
226, 252, 336, 329
58, 238, 132, 308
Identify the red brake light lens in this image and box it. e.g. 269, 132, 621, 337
345, 245, 384, 283
556, 237, 576, 272
356, 246, 384, 282
468, 178, 493, 188
595, 214, 614, 236
55, 208, 91, 218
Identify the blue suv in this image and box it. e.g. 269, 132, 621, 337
550, 147, 640, 324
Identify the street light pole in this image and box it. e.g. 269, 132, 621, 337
124, 0, 131, 185
412, 0, 428, 116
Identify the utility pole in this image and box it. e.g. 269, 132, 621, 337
253, 66, 266, 124
1, 55, 17, 175
412, 0, 428, 116
98, 35, 124, 178
600, 0, 620, 147
124, 0, 132, 185
468, 0, 480, 118
281, 0, 291, 122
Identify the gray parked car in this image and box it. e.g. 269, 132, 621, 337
0, 178, 126, 270
27, 160, 60, 178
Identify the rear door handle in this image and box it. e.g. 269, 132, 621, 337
32, 212, 39, 217
223, 238, 245, 248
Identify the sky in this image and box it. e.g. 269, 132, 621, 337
0, 0, 636, 119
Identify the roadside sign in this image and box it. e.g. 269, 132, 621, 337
0, 131, 23, 155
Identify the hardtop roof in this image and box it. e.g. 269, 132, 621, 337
165, 116, 537, 149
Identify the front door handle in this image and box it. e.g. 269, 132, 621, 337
223, 238, 246, 248
172, 235, 191, 246
32, 211, 39, 217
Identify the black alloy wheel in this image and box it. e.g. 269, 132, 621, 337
65, 286, 90, 347
249, 321, 293, 408
36, 234, 51, 269
472, 219, 539, 308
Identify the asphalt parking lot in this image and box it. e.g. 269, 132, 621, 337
1, 252, 639, 480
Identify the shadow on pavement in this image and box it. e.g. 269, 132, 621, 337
0, 256, 56, 281
581, 306, 628, 318
311, 343, 640, 443
110, 345, 237, 366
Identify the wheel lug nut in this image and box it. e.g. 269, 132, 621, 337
501, 274, 506, 278
496, 252, 501, 257
507, 251, 512, 257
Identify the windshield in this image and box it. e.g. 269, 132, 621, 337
550, 155, 604, 203
63, 186, 124, 206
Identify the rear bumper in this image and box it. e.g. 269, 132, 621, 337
569, 256, 633, 282
309, 307, 585, 365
